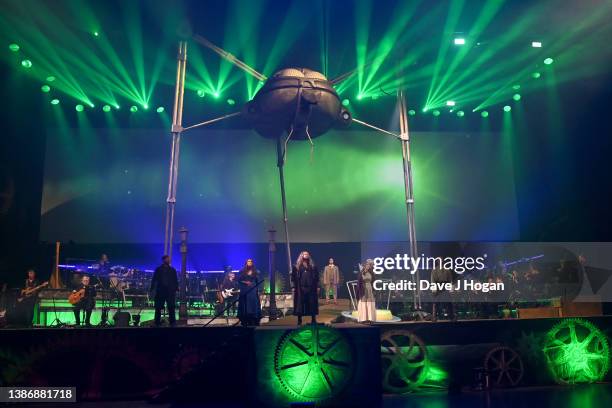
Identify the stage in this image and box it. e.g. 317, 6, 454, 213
1, 315, 610, 406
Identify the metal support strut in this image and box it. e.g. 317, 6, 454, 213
164, 41, 187, 261
276, 135, 293, 280
397, 89, 421, 311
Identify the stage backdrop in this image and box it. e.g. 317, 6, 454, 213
40, 129, 519, 243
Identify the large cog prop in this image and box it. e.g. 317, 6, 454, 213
484, 346, 524, 387
543, 318, 610, 384
380, 330, 429, 393
274, 325, 354, 402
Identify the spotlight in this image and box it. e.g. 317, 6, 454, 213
432, 110, 441, 117
143, 104, 149, 109
531, 41, 542, 48
446, 100, 456, 107
103, 105, 111, 112
481, 111, 489, 118
544, 57, 554, 65
46, 75, 56, 82
41, 85, 50, 93
456, 110, 465, 117
21, 59, 32, 68
356, 93, 364, 100
226, 98, 236, 105
75, 104, 84, 112
213, 91, 220, 98
454, 38, 466, 45
197, 89, 206, 98
9, 43, 20, 52
130, 105, 138, 112
503, 105, 511, 112
512, 84, 521, 90
156, 106, 165, 113
93, 31, 99, 37
342, 98, 350, 107
114, 104, 120, 110
408, 109, 416, 116
532, 72, 541, 79
50, 99, 60, 105
513, 93, 521, 101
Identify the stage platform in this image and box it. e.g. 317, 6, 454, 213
1, 315, 610, 406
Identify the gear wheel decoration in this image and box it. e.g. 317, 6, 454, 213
380, 330, 429, 393
542, 318, 610, 384
274, 325, 354, 402
484, 346, 524, 387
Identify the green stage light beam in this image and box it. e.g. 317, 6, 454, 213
130, 105, 138, 112
453, 37, 465, 45
21, 59, 32, 68
481, 110, 489, 118
503, 105, 511, 112
226, 98, 236, 105
156, 106, 164, 113
432, 110, 441, 117
456, 110, 464, 117
532, 41, 542, 48
75, 104, 84, 112
408, 109, 416, 116
102, 104, 111, 112
46, 75, 55, 82
50, 98, 60, 105
41, 84, 51, 92
544, 57, 554, 65
9, 43, 20, 52
513, 93, 521, 101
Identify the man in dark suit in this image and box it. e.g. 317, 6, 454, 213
151, 255, 178, 326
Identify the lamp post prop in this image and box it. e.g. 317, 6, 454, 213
268, 228, 278, 320
178, 226, 189, 323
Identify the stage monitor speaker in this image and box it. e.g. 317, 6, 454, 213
114, 311, 131, 327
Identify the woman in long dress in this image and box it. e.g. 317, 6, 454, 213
357, 259, 376, 323
237, 259, 262, 326
291, 251, 319, 326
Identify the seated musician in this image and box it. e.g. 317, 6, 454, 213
72, 275, 97, 327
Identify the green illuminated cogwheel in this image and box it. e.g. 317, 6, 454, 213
543, 318, 610, 384
381, 330, 429, 393
274, 325, 355, 402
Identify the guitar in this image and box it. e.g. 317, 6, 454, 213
216, 288, 240, 304
17, 281, 49, 302
68, 283, 100, 305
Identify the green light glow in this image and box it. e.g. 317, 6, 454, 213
9, 43, 20, 52
156, 106, 164, 113
342, 98, 350, 107
513, 93, 521, 101
503, 105, 511, 112
532, 72, 542, 79
544, 57, 554, 65
454, 38, 465, 45
446, 100, 455, 106
50, 99, 60, 105
408, 109, 416, 116
102, 105, 111, 112
456, 110, 464, 117
532, 41, 542, 48
197, 89, 206, 97
512, 84, 521, 90
75, 104, 84, 112
226, 98, 236, 105
213, 91, 220, 98
356, 93, 363, 100
130, 105, 138, 112
543, 319, 610, 384
143, 103, 149, 110
432, 110, 441, 117
21, 59, 32, 68
41, 85, 51, 93
481, 111, 489, 118
93, 31, 99, 37
274, 325, 354, 401
46, 76, 56, 82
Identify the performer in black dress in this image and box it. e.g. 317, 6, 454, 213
291, 251, 319, 326
151, 255, 179, 327
73, 275, 97, 327
237, 259, 262, 326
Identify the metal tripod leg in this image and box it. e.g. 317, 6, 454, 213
276, 135, 293, 279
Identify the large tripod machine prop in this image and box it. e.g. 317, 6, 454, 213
162, 38, 422, 313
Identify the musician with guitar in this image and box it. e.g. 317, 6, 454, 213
217, 271, 240, 317
70, 275, 97, 327
16, 270, 48, 327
